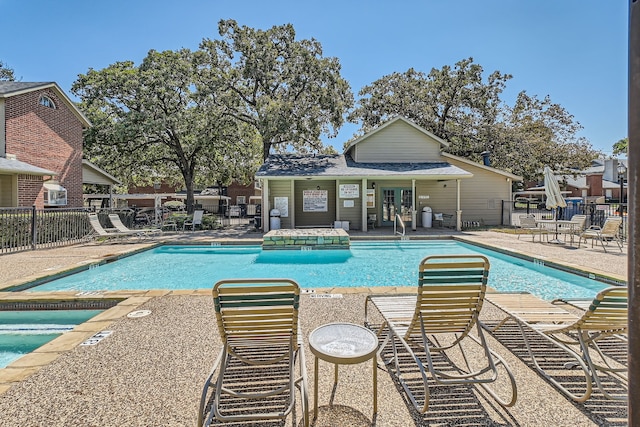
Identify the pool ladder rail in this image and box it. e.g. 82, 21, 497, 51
394, 213, 406, 237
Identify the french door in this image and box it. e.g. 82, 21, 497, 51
381, 188, 413, 227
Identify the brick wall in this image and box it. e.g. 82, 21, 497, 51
17, 174, 43, 206
5, 88, 84, 208
586, 174, 603, 197
227, 182, 257, 205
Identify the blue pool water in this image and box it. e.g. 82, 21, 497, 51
0, 310, 103, 368
28, 241, 609, 301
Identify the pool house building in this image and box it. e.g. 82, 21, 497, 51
256, 117, 522, 232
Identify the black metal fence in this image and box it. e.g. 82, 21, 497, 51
509, 200, 628, 240
0, 207, 93, 255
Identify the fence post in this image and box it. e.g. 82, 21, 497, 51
31, 205, 37, 250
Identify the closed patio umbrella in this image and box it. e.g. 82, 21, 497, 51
543, 166, 567, 243
544, 166, 567, 211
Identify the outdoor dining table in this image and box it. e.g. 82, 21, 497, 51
535, 219, 581, 245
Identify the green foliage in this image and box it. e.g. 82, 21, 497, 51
198, 19, 354, 160
166, 212, 221, 230
72, 49, 261, 212
613, 137, 628, 155
0, 61, 15, 81
349, 57, 600, 182
73, 20, 352, 210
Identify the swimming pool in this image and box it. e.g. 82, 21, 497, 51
27, 241, 610, 301
0, 309, 104, 368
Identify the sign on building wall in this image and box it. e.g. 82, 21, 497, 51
366, 189, 375, 208
303, 190, 328, 212
274, 197, 289, 217
339, 184, 359, 198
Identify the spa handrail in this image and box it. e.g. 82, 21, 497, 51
394, 213, 406, 236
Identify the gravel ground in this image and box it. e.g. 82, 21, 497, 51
0, 228, 628, 426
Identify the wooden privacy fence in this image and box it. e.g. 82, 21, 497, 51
0, 207, 93, 255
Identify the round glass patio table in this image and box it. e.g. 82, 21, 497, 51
308, 322, 379, 418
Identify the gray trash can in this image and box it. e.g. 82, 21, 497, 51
422, 206, 432, 228
269, 208, 281, 230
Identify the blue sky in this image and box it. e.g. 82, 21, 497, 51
1, 0, 628, 155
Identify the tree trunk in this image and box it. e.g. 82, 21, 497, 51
263, 140, 271, 161
184, 173, 195, 214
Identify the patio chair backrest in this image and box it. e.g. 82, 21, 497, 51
192, 209, 204, 225
108, 213, 130, 233
572, 287, 627, 334
519, 215, 537, 228
600, 217, 623, 236
569, 215, 587, 231
407, 255, 490, 339
88, 213, 110, 236
212, 278, 300, 350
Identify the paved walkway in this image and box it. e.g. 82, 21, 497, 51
0, 227, 628, 426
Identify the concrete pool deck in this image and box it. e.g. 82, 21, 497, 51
0, 227, 628, 426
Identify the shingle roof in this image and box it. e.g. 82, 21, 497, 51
0, 81, 91, 127
256, 154, 473, 179
0, 81, 54, 95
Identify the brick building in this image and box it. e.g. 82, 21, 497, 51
0, 82, 90, 208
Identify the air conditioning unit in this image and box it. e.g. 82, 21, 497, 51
43, 181, 67, 206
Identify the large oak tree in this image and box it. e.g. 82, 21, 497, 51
72, 49, 260, 212
198, 19, 354, 161
349, 57, 599, 182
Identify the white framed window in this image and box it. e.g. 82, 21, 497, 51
236, 195, 246, 204
43, 181, 67, 206
39, 95, 56, 109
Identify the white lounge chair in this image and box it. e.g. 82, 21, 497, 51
87, 213, 137, 242
107, 213, 161, 238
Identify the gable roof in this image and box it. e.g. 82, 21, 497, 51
0, 81, 91, 128
344, 116, 450, 153
256, 153, 473, 180
82, 160, 121, 185
442, 152, 521, 181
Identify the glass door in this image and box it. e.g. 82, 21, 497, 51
381, 188, 413, 227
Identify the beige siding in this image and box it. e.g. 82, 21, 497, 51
82, 165, 114, 186
336, 180, 362, 230
0, 174, 14, 207
413, 159, 510, 226
353, 120, 441, 163
268, 180, 293, 229
294, 180, 336, 227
